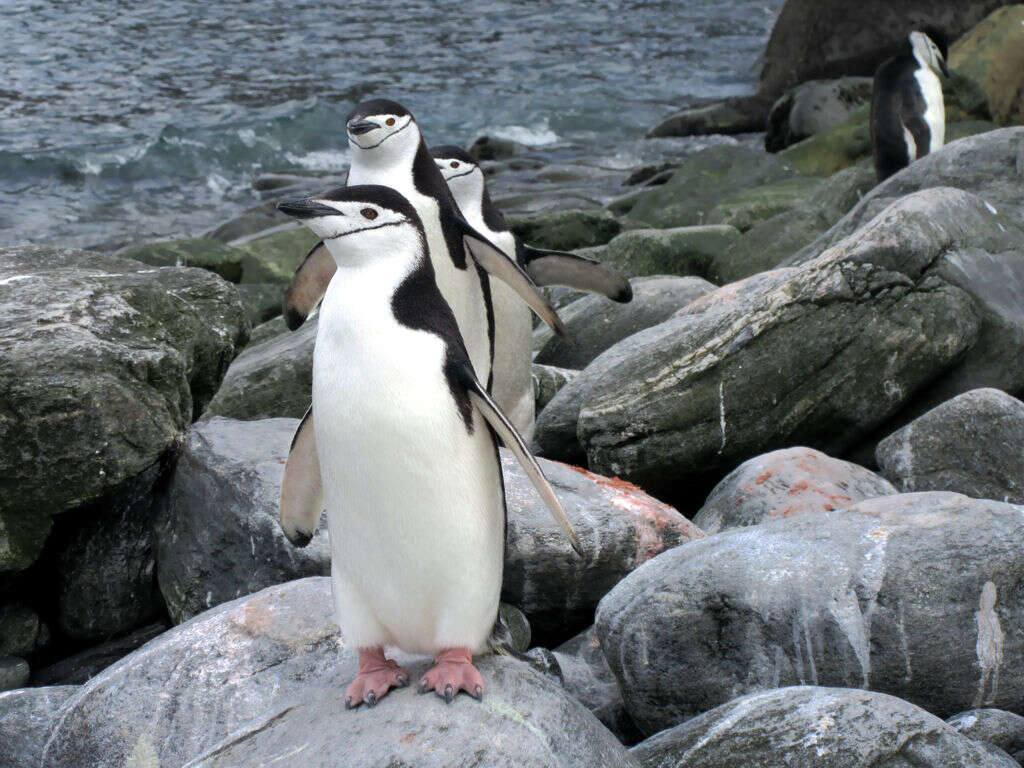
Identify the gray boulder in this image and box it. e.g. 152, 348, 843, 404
532, 363, 576, 412
0, 246, 248, 574
765, 77, 873, 152
645, 95, 773, 138
41, 578, 633, 768
235, 282, 283, 326
154, 417, 330, 623
631, 686, 1018, 768
948, 709, 1024, 763
502, 451, 702, 645
0, 603, 39, 658
0, 658, 29, 693
114, 238, 244, 283
0, 685, 78, 768
597, 492, 1024, 734
693, 446, 896, 534
507, 210, 622, 251
33, 622, 167, 686
201, 319, 315, 421
577, 226, 741, 282
534, 276, 715, 369
877, 388, 1024, 503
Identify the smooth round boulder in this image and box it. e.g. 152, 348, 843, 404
631, 686, 1018, 768
948, 708, 1024, 762
0, 685, 78, 768
694, 447, 896, 534
765, 77, 873, 152
507, 210, 622, 251
950, 6, 1024, 126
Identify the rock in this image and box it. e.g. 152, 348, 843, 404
247, 314, 289, 346
502, 451, 702, 645
598, 492, 1024, 733
235, 282, 283, 326
201, 319, 315, 421
0, 685, 78, 768
32, 622, 168, 686
625, 145, 801, 230
876, 388, 1024, 503
533, 372, 591, 465
645, 95, 773, 138
949, 709, 1024, 762
532, 364, 577, 412
705, 174, 825, 232
758, 0, 1013, 97
631, 686, 1018, 768
507, 210, 622, 251
534, 276, 716, 369
497, 603, 531, 653
237, 225, 320, 284
693, 447, 897, 534
715, 164, 876, 283
155, 418, 330, 623
55, 464, 164, 640
549, 191, 984, 504
204, 200, 289, 243
0, 603, 39, 658
41, 578, 633, 768
582, 226, 741, 282
114, 238, 244, 282
468, 135, 530, 160
623, 163, 679, 186
0, 657, 29, 692
951, 6, 1024, 127
0, 246, 248, 574
535, 626, 643, 745
766, 77, 874, 152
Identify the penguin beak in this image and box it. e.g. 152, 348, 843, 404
277, 198, 339, 220
347, 120, 379, 136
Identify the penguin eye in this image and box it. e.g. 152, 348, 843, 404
450, 161, 460, 168
361, 208, 378, 220
385, 117, 396, 127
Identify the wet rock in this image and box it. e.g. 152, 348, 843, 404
468, 134, 530, 160
632, 686, 1018, 768
533, 370, 590, 465
0, 246, 248, 574
0, 603, 39, 658
693, 447, 896, 534
624, 163, 679, 186
235, 282, 283, 326
705, 174, 824, 232
645, 95, 773, 138
41, 578, 633, 768
201, 319, 315, 421
534, 276, 715, 369
502, 451, 702, 646
155, 417, 329, 623
532, 363, 577, 412
597, 492, 1024, 734
948, 708, 1024, 763
766, 77, 874, 152
582, 225, 741, 282
204, 200, 289, 243
114, 237, 244, 282
876, 388, 1024, 503
0, 685, 78, 768
507, 209, 622, 251
758, 0, 1012, 97
237, 225, 320, 284
0, 657, 30, 692
951, 6, 1024, 127
32, 622, 168, 686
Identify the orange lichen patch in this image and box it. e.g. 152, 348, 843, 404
399, 733, 416, 744
768, 504, 802, 519
788, 480, 809, 493
755, 472, 772, 485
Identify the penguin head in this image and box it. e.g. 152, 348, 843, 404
277, 185, 423, 258
429, 145, 485, 208
345, 99, 421, 160
909, 31, 949, 78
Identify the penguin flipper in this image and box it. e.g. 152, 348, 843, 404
454, 361, 583, 556
279, 406, 323, 547
283, 241, 336, 330
518, 244, 633, 303
456, 221, 569, 339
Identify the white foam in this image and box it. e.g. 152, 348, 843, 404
206, 172, 232, 197
484, 122, 559, 146
285, 148, 350, 171
0, 274, 33, 286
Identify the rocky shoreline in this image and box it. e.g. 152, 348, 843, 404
3, 2, 1024, 766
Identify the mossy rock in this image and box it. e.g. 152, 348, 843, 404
116, 238, 245, 283
507, 210, 622, 251
951, 5, 1024, 126
707, 175, 825, 232
587, 225, 741, 282
236, 227, 320, 284
235, 283, 284, 326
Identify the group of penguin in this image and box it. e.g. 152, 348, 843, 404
274, 98, 630, 709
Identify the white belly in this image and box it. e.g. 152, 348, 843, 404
914, 68, 945, 155
313, 276, 504, 654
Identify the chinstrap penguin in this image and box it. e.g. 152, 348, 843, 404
871, 30, 949, 182
283, 98, 566, 390
429, 144, 631, 438
277, 185, 582, 709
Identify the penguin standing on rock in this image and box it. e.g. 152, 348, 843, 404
871, 30, 950, 182
429, 144, 632, 437
277, 185, 582, 708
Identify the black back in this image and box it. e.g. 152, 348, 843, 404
870, 53, 930, 182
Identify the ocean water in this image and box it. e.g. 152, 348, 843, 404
0, 0, 783, 250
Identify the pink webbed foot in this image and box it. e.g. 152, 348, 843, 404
345, 647, 409, 709
418, 647, 484, 704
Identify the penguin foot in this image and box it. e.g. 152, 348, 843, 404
418, 647, 484, 703
345, 647, 409, 709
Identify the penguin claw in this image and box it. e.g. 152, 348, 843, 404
345, 649, 409, 709
418, 680, 429, 694
366, 690, 377, 708
473, 685, 483, 701
345, 697, 354, 710
418, 648, 486, 704
444, 684, 455, 704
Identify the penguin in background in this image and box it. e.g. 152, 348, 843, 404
282, 99, 566, 391
277, 184, 582, 708
871, 30, 950, 182
429, 144, 632, 438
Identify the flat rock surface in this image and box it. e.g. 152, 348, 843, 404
0, 685, 78, 768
